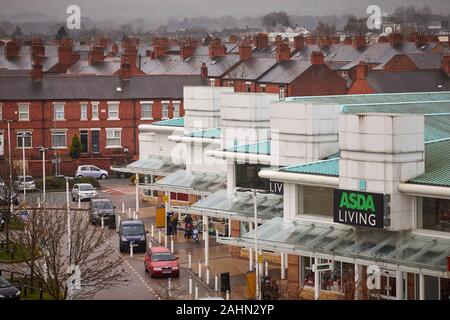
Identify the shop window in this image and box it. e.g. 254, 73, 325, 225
235, 163, 270, 190
170, 192, 189, 201
298, 186, 334, 217
417, 197, 450, 232
441, 278, 450, 300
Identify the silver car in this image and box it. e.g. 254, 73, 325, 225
71, 183, 98, 201
75, 165, 108, 179
14, 176, 36, 192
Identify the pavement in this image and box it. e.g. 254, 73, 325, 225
1, 178, 284, 300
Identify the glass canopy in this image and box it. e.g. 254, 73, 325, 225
111, 155, 184, 176
171, 189, 283, 222
142, 169, 226, 196
219, 217, 450, 276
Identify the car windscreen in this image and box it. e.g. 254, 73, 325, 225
79, 185, 94, 191
152, 252, 176, 262
93, 201, 113, 209
18, 177, 33, 182
0, 277, 11, 288
122, 225, 145, 235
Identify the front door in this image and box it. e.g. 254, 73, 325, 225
91, 130, 100, 153
0, 133, 4, 156
80, 130, 88, 153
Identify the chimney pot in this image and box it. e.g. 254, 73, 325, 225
31, 61, 43, 81
239, 41, 252, 60
276, 43, 290, 62
5, 40, 19, 59
311, 51, 324, 65
293, 35, 305, 51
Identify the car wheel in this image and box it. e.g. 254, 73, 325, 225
77, 175, 83, 178
144, 263, 148, 273
100, 174, 107, 180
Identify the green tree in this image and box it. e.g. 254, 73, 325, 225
11, 25, 23, 39
56, 26, 68, 40
69, 134, 82, 159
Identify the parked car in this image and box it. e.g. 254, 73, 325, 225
13, 176, 36, 192
71, 183, 98, 202
0, 276, 20, 300
144, 246, 180, 278
119, 220, 147, 253
89, 198, 116, 226
75, 165, 108, 179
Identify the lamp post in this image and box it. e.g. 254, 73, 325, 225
64, 176, 73, 263
36, 147, 50, 204
18, 132, 31, 205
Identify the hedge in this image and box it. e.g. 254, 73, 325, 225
35, 176, 101, 191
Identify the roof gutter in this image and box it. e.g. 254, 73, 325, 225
138, 124, 184, 134
168, 135, 221, 145
259, 169, 339, 187
206, 150, 272, 165
398, 183, 450, 199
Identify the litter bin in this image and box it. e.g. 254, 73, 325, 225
108, 215, 116, 229
246, 271, 256, 299
220, 272, 231, 293
155, 205, 165, 228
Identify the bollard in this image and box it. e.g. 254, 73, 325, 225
128, 208, 131, 219
117, 215, 121, 230
168, 278, 172, 299
164, 235, 168, 248
151, 225, 154, 238
130, 241, 134, 258
101, 216, 104, 229
206, 268, 210, 285
189, 277, 193, 295
122, 202, 125, 214
265, 260, 269, 277
216, 229, 219, 241
226, 290, 230, 300
78, 196, 81, 209
195, 285, 199, 300
198, 261, 202, 279
134, 210, 137, 220
188, 253, 192, 269
158, 230, 162, 244
215, 274, 219, 292
170, 237, 174, 253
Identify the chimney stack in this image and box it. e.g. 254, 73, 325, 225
293, 35, 305, 51
120, 61, 131, 80
153, 38, 168, 58
112, 43, 119, 55
31, 55, 44, 81
310, 51, 324, 65
88, 46, 105, 65
58, 38, 76, 65
200, 62, 208, 79
331, 36, 340, 44
180, 42, 194, 59
5, 40, 19, 59
31, 38, 45, 59
354, 61, 369, 80
415, 32, 427, 47
208, 38, 227, 59
442, 55, 450, 77
276, 43, 290, 62
353, 35, 367, 49
254, 33, 269, 50
343, 37, 353, 45
318, 37, 331, 49
389, 33, 403, 47
239, 41, 252, 60
228, 35, 238, 43
97, 37, 109, 49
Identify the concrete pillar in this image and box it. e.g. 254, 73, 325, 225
204, 215, 209, 266
287, 254, 299, 299
354, 264, 360, 300
135, 173, 139, 213
249, 223, 253, 270
280, 252, 286, 280
419, 274, 425, 300
314, 257, 320, 300
396, 270, 403, 300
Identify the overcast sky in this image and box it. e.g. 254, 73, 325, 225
1, 0, 449, 21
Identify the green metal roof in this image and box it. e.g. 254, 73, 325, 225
280, 158, 339, 176
225, 140, 271, 155
153, 117, 184, 127
409, 139, 450, 187
283, 91, 450, 105
341, 101, 450, 114
424, 114, 450, 142
187, 127, 221, 139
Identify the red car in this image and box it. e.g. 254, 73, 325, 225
144, 247, 180, 278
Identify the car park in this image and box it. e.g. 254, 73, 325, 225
75, 165, 108, 179
71, 183, 98, 201
0, 276, 20, 300
144, 246, 180, 278
13, 176, 36, 192
119, 220, 147, 253
89, 198, 116, 226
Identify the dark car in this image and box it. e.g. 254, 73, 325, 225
0, 276, 20, 300
89, 198, 116, 226
119, 220, 147, 253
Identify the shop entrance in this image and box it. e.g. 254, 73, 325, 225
369, 268, 400, 300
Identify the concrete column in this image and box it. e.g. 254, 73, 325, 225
204, 215, 209, 266
354, 264, 360, 300
396, 270, 403, 300
419, 274, 425, 300
314, 257, 320, 300
135, 173, 139, 213
249, 223, 253, 270
280, 252, 286, 280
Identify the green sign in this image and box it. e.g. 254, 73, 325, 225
334, 189, 384, 229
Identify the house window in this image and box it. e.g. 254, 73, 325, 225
80, 104, 88, 120
246, 82, 251, 92
53, 104, 65, 120
106, 129, 121, 147
16, 131, 32, 148
18, 104, 29, 121
260, 85, 266, 93
107, 103, 119, 120
209, 78, 215, 87
173, 102, 180, 118
52, 130, 67, 148
162, 102, 169, 119
279, 86, 285, 99
92, 103, 99, 120
228, 80, 234, 88
141, 102, 153, 119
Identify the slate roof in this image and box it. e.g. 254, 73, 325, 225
258, 60, 311, 84
223, 57, 277, 81
66, 59, 121, 75
0, 74, 206, 100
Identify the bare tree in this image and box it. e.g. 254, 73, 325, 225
12, 204, 127, 300
152, 278, 187, 300
222, 54, 251, 92
0, 157, 19, 247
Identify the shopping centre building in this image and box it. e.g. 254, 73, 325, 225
119, 88, 450, 300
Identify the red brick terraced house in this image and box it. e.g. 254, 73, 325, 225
0, 68, 206, 177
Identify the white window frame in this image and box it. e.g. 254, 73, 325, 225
92, 102, 99, 120
53, 104, 65, 121
140, 101, 153, 120
51, 130, 67, 149
107, 102, 120, 120
260, 84, 266, 93
16, 130, 32, 149
105, 128, 122, 148
161, 101, 169, 120
279, 86, 285, 99
80, 103, 88, 120
209, 78, 215, 87
18, 104, 29, 121
173, 101, 180, 118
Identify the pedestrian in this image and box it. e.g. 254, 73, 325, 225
171, 213, 179, 235
184, 214, 193, 238
167, 212, 173, 235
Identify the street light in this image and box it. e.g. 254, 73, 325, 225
18, 132, 31, 206
63, 176, 74, 264
236, 187, 270, 300
35, 147, 51, 204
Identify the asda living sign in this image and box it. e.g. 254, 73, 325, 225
333, 189, 384, 229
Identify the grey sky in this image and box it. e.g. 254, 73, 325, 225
1, 0, 449, 21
